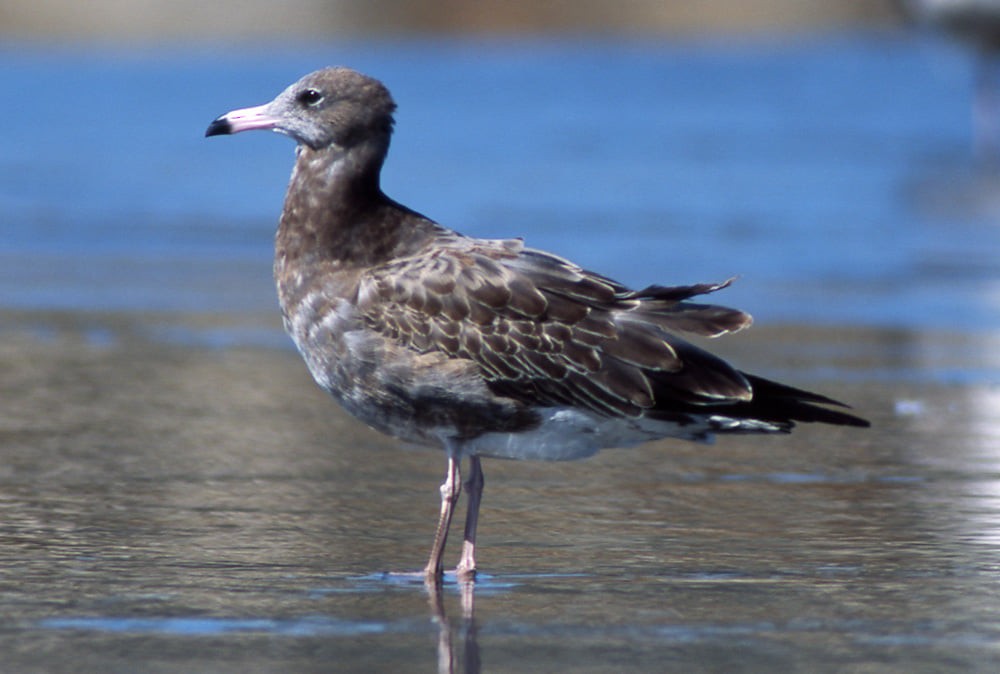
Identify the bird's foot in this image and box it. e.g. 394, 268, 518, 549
423, 563, 445, 585
454, 563, 477, 583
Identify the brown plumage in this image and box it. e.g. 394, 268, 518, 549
207, 67, 868, 582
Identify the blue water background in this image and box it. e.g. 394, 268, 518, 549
2, 33, 998, 331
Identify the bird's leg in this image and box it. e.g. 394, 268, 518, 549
425, 454, 462, 581
456, 455, 484, 581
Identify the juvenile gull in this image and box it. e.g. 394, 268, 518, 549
206, 67, 868, 582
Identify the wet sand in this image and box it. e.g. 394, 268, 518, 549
2, 309, 999, 671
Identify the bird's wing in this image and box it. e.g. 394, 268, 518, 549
355, 234, 755, 418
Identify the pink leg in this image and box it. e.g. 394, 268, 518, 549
456, 455, 484, 580
425, 455, 461, 581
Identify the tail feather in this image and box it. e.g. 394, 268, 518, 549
647, 373, 870, 431
737, 374, 870, 428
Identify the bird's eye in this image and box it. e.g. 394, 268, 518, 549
297, 88, 323, 106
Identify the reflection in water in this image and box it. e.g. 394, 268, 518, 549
428, 578, 480, 674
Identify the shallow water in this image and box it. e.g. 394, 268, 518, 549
2, 31, 1000, 673
0, 314, 998, 672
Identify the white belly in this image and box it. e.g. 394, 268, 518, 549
463, 407, 712, 461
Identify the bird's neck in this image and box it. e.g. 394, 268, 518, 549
274, 138, 439, 307
276, 139, 392, 264
287, 138, 387, 213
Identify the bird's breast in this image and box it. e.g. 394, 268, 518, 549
277, 275, 539, 449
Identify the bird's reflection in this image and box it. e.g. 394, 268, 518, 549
426, 578, 480, 674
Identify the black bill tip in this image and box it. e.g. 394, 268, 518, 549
205, 116, 232, 137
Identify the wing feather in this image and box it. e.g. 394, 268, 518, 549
356, 235, 760, 418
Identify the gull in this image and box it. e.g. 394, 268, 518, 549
206, 67, 868, 582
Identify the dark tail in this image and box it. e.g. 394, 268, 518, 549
737, 374, 870, 428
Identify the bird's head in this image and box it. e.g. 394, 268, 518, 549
206, 67, 396, 152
